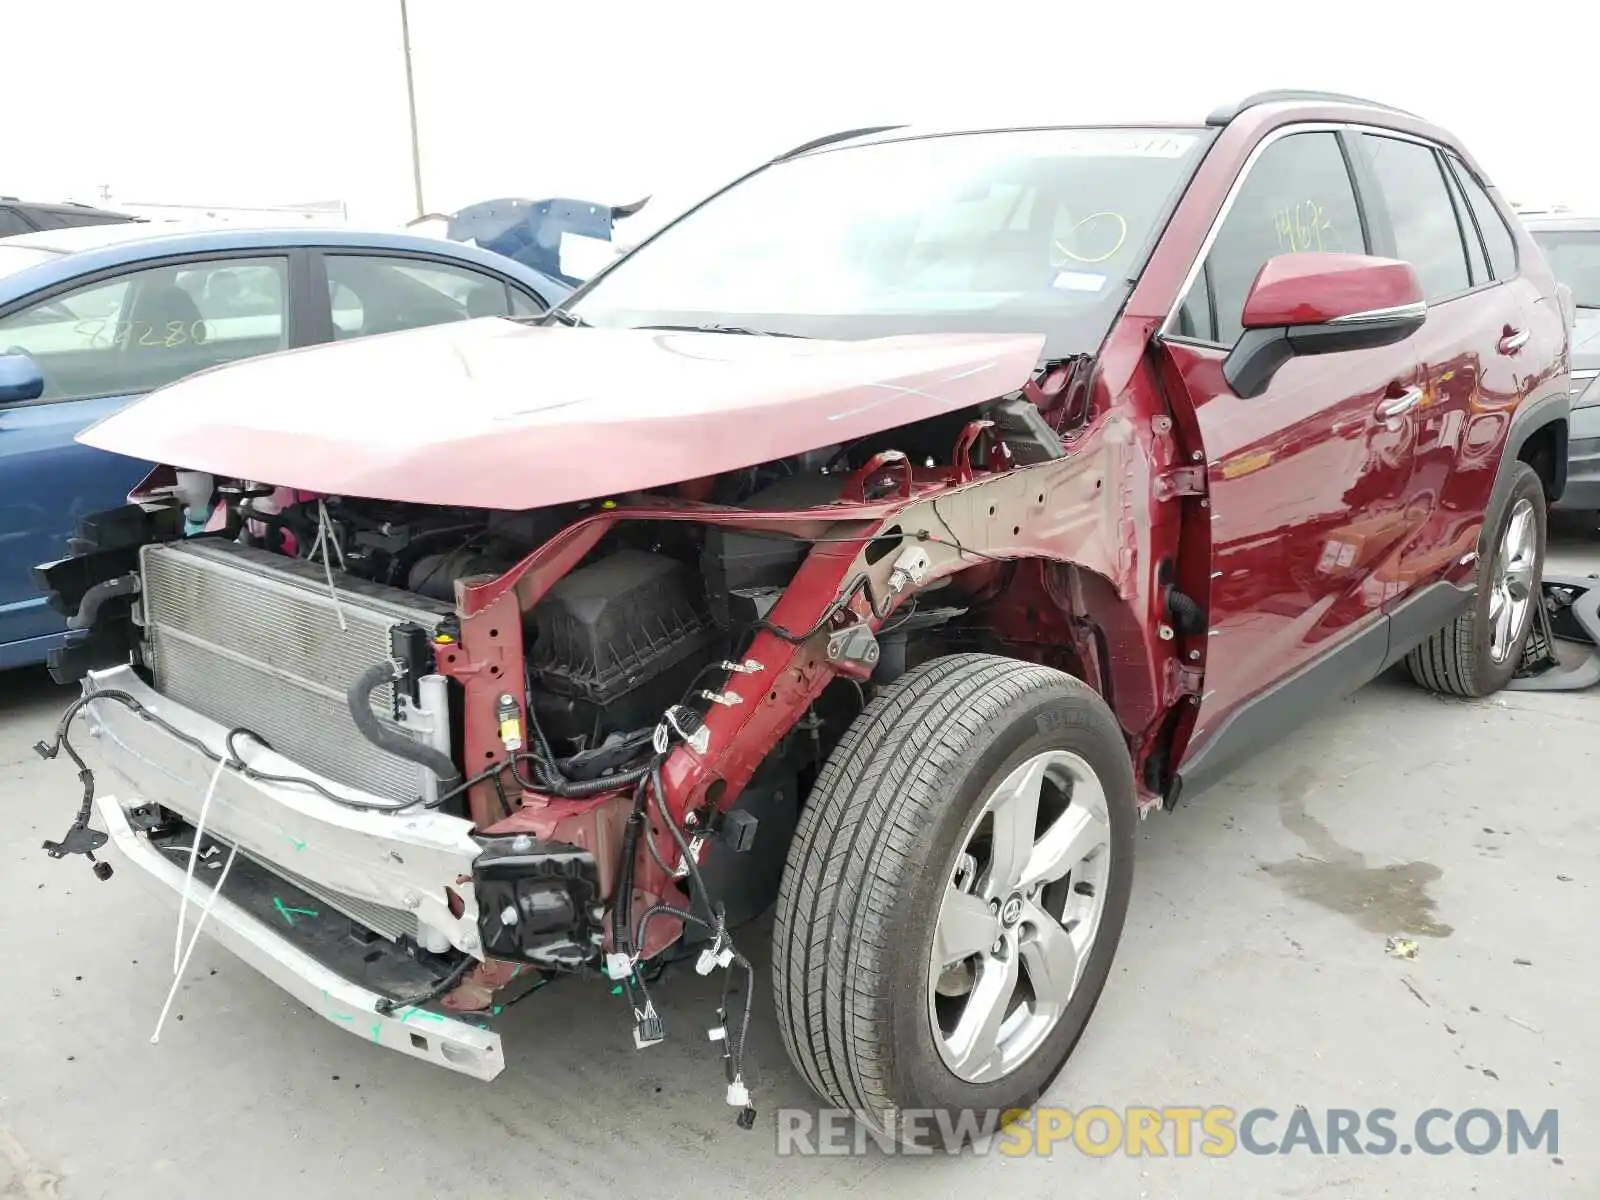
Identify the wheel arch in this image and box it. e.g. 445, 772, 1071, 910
1496, 389, 1570, 511
943, 555, 1164, 750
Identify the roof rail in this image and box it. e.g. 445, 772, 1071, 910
772, 125, 906, 161
1206, 90, 1419, 127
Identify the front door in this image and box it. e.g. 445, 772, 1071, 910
1161, 127, 1420, 770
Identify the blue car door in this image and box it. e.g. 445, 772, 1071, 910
0, 393, 155, 660
0, 253, 294, 665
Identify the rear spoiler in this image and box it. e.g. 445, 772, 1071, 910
407, 196, 650, 286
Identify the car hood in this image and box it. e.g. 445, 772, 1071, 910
78, 319, 1046, 509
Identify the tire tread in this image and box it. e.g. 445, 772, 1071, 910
772, 652, 1115, 1123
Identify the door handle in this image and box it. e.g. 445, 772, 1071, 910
1499, 328, 1529, 355
1375, 386, 1423, 419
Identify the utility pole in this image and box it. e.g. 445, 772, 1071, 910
399, 0, 426, 220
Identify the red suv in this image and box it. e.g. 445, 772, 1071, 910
39, 90, 1569, 1144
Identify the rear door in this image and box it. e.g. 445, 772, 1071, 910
0, 254, 293, 655
1346, 131, 1533, 610
1161, 127, 1420, 765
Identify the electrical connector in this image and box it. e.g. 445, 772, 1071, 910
736, 1106, 757, 1131
888, 546, 932, 592
659, 706, 710, 754
726, 1078, 750, 1108
671, 834, 707, 879
695, 945, 719, 976
604, 952, 633, 981
633, 1004, 665, 1049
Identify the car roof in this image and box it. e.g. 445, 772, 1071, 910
0, 221, 182, 255
0, 223, 569, 300
780, 92, 1453, 162
0, 197, 135, 219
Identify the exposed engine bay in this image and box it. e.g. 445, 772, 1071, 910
223, 448, 904, 769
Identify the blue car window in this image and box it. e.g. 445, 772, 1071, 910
325, 254, 527, 338
0, 256, 289, 403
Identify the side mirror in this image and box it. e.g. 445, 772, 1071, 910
0, 351, 46, 405
1223, 253, 1426, 399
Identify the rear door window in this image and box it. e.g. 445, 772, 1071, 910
1358, 134, 1472, 301
1175, 131, 1365, 345
0, 207, 33, 237
324, 254, 524, 338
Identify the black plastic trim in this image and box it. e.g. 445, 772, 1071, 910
1381, 581, 1475, 670
1223, 309, 1425, 398
1494, 389, 1572, 509
1439, 149, 1491, 287
1176, 615, 1389, 800
773, 125, 908, 161
285, 248, 318, 347
1221, 327, 1293, 398
300, 249, 334, 345
1334, 127, 1377, 255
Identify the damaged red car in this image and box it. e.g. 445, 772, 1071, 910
35, 91, 1571, 1141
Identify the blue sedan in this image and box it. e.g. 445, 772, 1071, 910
0, 224, 571, 669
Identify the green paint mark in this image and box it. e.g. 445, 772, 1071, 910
272, 897, 319, 926
398, 1006, 448, 1026
330, 1012, 354, 1024
370, 1022, 382, 1043
491, 1005, 503, 1017
286, 835, 307, 851
610, 984, 622, 996
509, 965, 523, 979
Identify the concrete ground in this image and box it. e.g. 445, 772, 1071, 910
2, 531, 1596, 1199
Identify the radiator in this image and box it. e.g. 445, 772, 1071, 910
139, 539, 456, 804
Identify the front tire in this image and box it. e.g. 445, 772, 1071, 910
1407, 461, 1546, 698
772, 653, 1136, 1143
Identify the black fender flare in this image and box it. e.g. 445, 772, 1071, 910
1489, 388, 1570, 517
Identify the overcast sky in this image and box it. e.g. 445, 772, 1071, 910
11, 0, 1598, 230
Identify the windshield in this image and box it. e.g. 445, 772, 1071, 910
0, 244, 64, 280
568, 127, 1210, 355
1531, 228, 1600, 309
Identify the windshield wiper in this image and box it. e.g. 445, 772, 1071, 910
635, 322, 803, 337
543, 308, 590, 327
